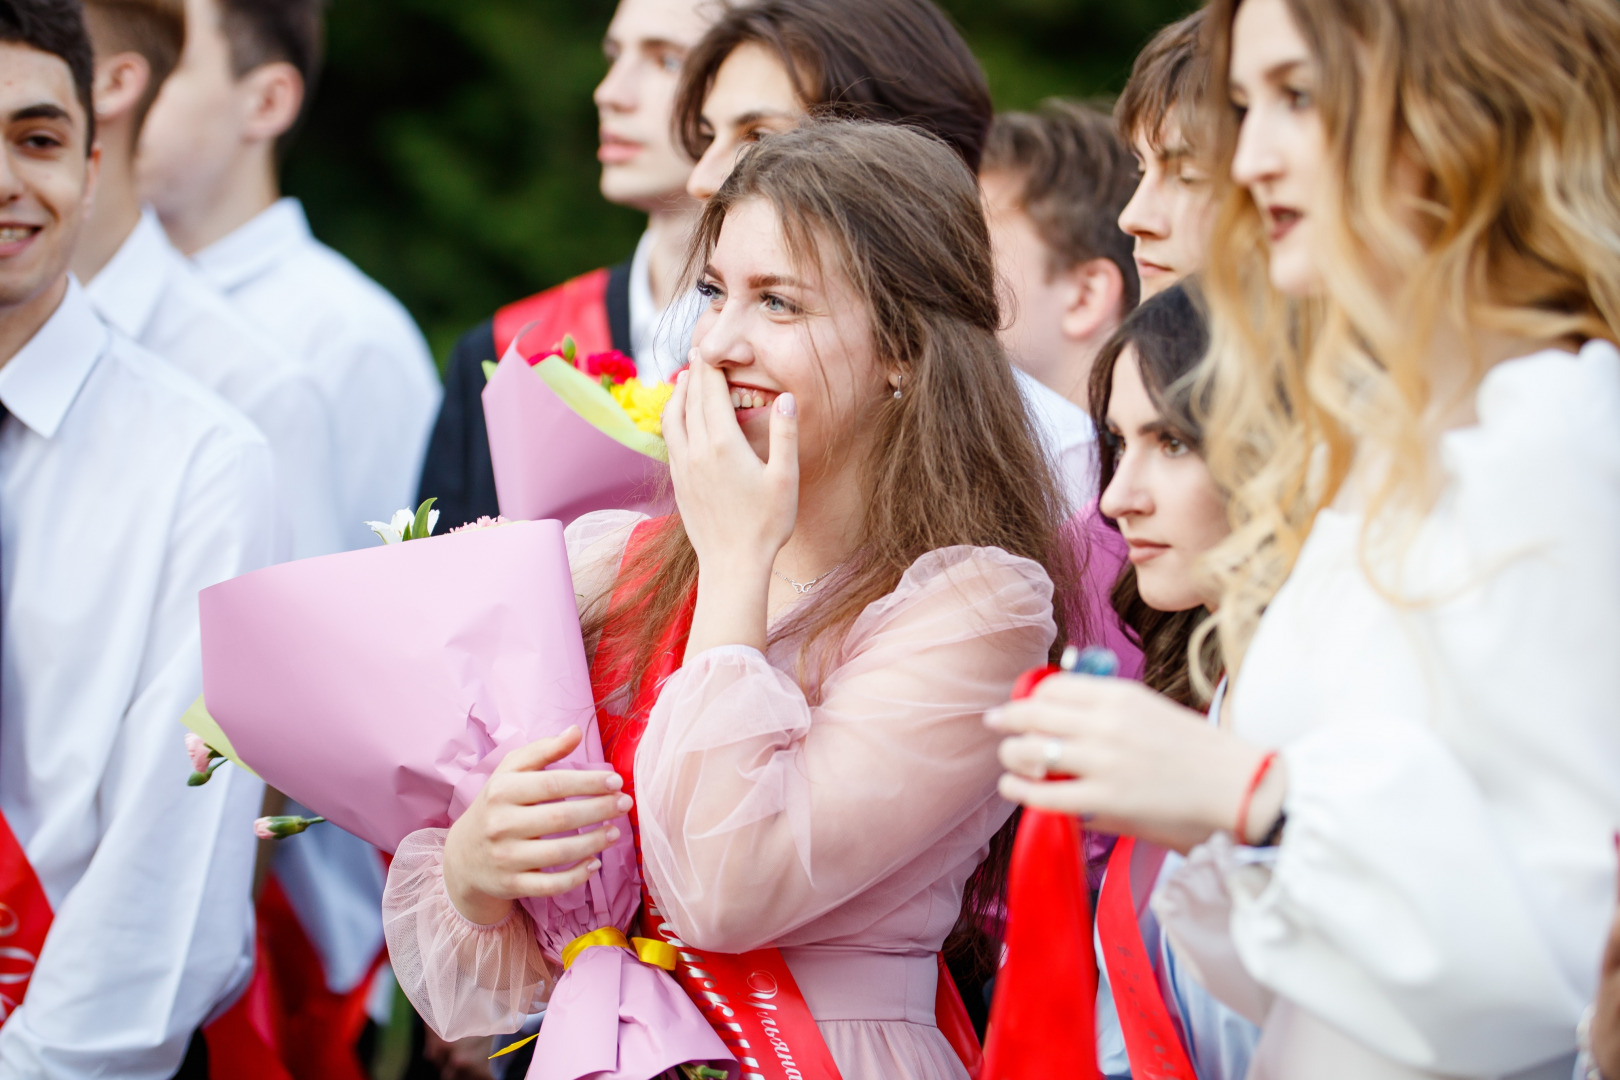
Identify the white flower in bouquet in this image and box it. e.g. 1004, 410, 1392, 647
366, 498, 439, 545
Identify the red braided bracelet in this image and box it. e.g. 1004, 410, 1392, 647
1233, 750, 1280, 844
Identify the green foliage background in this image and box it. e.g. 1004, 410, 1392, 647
286, 0, 1199, 367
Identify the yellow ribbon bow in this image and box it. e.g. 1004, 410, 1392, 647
490, 928, 679, 1061
560, 926, 678, 971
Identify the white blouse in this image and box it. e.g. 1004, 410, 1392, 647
1156, 341, 1620, 1079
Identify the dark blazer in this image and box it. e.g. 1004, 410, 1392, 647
416, 259, 633, 529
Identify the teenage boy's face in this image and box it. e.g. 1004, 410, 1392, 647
1117, 121, 1216, 301
980, 169, 1078, 395
136, 0, 246, 226
0, 42, 97, 311
594, 0, 713, 210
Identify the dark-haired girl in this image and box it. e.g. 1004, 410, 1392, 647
1075, 284, 1259, 1079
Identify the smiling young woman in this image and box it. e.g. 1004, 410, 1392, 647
382, 120, 1076, 1080
989, 0, 1620, 1075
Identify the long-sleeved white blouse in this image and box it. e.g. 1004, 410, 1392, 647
384, 510, 1057, 1078
1155, 341, 1620, 1079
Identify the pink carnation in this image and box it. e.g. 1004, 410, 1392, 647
253, 817, 276, 840
185, 733, 214, 773
449, 515, 509, 535
578, 349, 637, 385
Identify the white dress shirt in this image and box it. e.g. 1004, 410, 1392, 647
627, 228, 702, 384
0, 281, 273, 1077
1014, 366, 1099, 514
88, 209, 345, 561
1156, 342, 1620, 1079
193, 197, 442, 550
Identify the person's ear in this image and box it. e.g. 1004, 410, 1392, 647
1059, 257, 1127, 345
81, 139, 103, 216
239, 61, 305, 145
92, 51, 151, 127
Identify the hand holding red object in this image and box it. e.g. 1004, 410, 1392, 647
980, 665, 1100, 1080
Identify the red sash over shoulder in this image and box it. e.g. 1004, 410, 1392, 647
590, 519, 985, 1080
492, 268, 613, 360
0, 809, 53, 1024
1097, 838, 1197, 1079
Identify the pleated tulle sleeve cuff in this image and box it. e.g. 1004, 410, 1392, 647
382, 827, 552, 1040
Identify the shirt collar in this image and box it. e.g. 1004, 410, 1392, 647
84, 208, 175, 341
627, 228, 656, 359
192, 197, 311, 291
0, 277, 109, 439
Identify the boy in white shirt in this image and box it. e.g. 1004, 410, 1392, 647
71, 0, 342, 562
0, 1, 272, 1073
418, 0, 714, 530
980, 99, 1140, 513
137, 0, 441, 552
134, 0, 438, 1070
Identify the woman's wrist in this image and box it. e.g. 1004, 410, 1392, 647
1200, 740, 1283, 841
686, 559, 773, 658
1242, 758, 1289, 844
445, 874, 514, 927
443, 822, 516, 926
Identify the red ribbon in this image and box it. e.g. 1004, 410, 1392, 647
0, 808, 53, 1025
592, 519, 842, 1080
1097, 837, 1197, 1079
981, 665, 1099, 1080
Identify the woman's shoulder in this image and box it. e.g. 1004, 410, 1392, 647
564, 510, 650, 605
564, 510, 649, 559
1439, 338, 1620, 552
850, 545, 1056, 640
1454, 339, 1620, 477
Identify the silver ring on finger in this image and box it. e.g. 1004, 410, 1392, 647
1041, 737, 1065, 776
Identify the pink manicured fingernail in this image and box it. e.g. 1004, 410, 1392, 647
983, 707, 1005, 729
603, 773, 623, 791
616, 794, 634, 812
677, 369, 690, 385
587, 859, 602, 872
776, 392, 796, 418
606, 826, 621, 842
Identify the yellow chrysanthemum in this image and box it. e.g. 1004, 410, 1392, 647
609, 378, 675, 437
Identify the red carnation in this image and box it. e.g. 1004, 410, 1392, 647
578, 349, 638, 386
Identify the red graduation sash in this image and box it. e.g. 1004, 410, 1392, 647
591, 520, 842, 1080
1097, 837, 1197, 1080
492, 268, 613, 360
0, 809, 53, 1024
591, 519, 987, 1080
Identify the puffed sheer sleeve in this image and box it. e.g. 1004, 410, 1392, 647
381, 510, 646, 1039
636, 546, 1057, 953
1165, 345, 1620, 1075
383, 829, 551, 1039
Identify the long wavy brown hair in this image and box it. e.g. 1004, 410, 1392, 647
584, 120, 1078, 972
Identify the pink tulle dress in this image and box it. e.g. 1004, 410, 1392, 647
383, 510, 1058, 1078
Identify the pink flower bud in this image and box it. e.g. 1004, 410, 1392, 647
185, 733, 214, 774
254, 815, 325, 840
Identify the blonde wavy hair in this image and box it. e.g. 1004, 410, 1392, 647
1195, 0, 1620, 675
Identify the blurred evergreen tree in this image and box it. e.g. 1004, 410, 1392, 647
286, 0, 1198, 366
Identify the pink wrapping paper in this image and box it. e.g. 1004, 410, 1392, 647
482, 333, 669, 525
197, 521, 733, 1080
